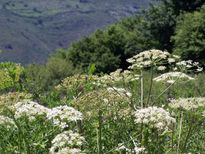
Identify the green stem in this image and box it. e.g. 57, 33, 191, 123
98, 110, 102, 154
181, 117, 193, 153
9, 110, 30, 153
146, 67, 154, 106
153, 72, 183, 105
140, 70, 143, 108
140, 123, 143, 145
171, 123, 175, 152
140, 70, 144, 146
177, 111, 183, 154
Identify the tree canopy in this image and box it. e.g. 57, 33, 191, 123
172, 5, 205, 65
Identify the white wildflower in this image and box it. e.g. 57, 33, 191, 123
10, 101, 50, 120
126, 58, 135, 63
97, 69, 139, 86
134, 146, 146, 154
167, 80, 175, 84
134, 107, 175, 130
169, 97, 205, 111
176, 60, 203, 72
0, 115, 16, 129
168, 58, 175, 63
157, 66, 166, 71
103, 98, 109, 103
107, 87, 132, 97
173, 55, 180, 59
47, 105, 82, 129
50, 130, 85, 154
203, 110, 205, 117
196, 67, 203, 72
153, 72, 194, 83
116, 142, 145, 154
126, 49, 171, 69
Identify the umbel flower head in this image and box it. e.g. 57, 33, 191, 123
72, 88, 132, 119
169, 97, 205, 111
55, 74, 98, 91
96, 69, 139, 86
0, 115, 16, 129
134, 106, 175, 131
50, 130, 85, 154
153, 72, 195, 84
47, 105, 83, 129
175, 60, 203, 72
8, 100, 83, 129
9, 100, 51, 121
126, 49, 180, 70
116, 143, 145, 154
0, 92, 32, 107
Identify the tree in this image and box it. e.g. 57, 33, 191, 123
143, 0, 205, 52
26, 55, 76, 92
143, 5, 176, 51
65, 25, 128, 73
172, 5, 205, 65
154, 0, 204, 15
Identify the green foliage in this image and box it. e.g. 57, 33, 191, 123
143, 0, 205, 52
0, 50, 205, 153
172, 5, 205, 65
0, 62, 25, 91
54, 15, 158, 74
154, 0, 204, 15
143, 5, 176, 51
66, 27, 122, 73
26, 56, 78, 92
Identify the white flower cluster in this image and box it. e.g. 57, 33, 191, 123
127, 49, 175, 70
97, 69, 139, 86
10, 101, 50, 121
8, 100, 83, 129
116, 143, 145, 154
55, 148, 82, 154
47, 105, 83, 129
153, 72, 195, 84
157, 66, 166, 71
50, 130, 85, 154
134, 106, 176, 130
0, 115, 16, 129
176, 60, 203, 72
169, 97, 205, 111
110, 69, 140, 82
107, 87, 132, 97
55, 74, 98, 91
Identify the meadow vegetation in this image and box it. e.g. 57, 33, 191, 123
0, 49, 205, 153
0, 0, 205, 153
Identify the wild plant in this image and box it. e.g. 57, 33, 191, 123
0, 49, 204, 153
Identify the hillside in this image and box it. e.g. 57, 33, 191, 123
0, 0, 150, 65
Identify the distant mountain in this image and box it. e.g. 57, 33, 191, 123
0, 0, 151, 65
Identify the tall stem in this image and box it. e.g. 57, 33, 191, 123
140, 70, 143, 108
153, 73, 183, 105
8, 108, 30, 153
140, 70, 144, 145
98, 110, 102, 154
171, 123, 175, 152
146, 67, 153, 106
140, 123, 143, 145
177, 111, 183, 154
181, 117, 193, 153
